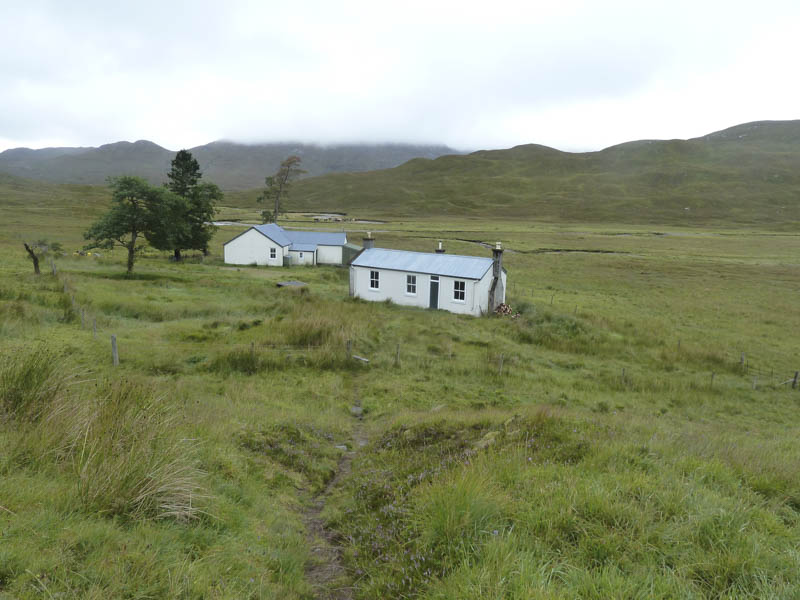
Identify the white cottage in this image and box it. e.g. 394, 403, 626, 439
349, 241, 506, 316
223, 224, 354, 266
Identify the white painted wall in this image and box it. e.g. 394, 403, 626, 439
351, 267, 497, 316
223, 228, 286, 266
288, 250, 316, 265
316, 245, 343, 265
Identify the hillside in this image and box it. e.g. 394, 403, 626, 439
0, 140, 459, 190
3, 120, 800, 228
264, 120, 800, 226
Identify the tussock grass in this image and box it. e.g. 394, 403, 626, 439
72, 380, 204, 521
0, 345, 65, 422
2, 349, 204, 521
208, 347, 289, 375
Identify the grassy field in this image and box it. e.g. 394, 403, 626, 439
1, 181, 800, 598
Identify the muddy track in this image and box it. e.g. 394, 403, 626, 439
303, 386, 367, 600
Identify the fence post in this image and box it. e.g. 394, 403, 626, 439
498, 354, 504, 376
111, 335, 119, 366
93, 317, 97, 339
346, 339, 352, 358
394, 343, 400, 368
80, 309, 85, 329
752, 376, 757, 391
710, 372, 715, 389
793, 371, 798, 390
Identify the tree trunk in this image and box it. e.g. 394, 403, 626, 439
174, 248, 182, 261
274, 193, 280, 223
23, 243, 40, 275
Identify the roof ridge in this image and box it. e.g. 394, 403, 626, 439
362, 247, 492, 260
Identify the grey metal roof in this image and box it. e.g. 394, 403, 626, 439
252, 223, 291, 246
284, 229, 347, 246
289, 243, 317, 252
351, 248, 494, 280
225, 224, 348, 248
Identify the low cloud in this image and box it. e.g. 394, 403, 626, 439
1, 0, 798, 152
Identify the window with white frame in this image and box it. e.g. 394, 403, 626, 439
370, 270, 380, 289
453, 280, 466, 301
406, 274, 417, 294
270, 247, 277, 259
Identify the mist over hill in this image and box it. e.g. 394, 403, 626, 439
0, 140, 460, 190
2, 120, 800, 227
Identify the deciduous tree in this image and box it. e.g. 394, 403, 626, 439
84, 176, 182, 274
257, 155, 306, 223
22, 239, 62, 275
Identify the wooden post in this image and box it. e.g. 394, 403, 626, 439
50, 259, 56, 276
677, 339, 681, 351
498, 354, 504, 376
93, 318, 97, 339
622, 368, 626, 386
710, 372, 715, 389
63, 281, 67, 293
111, 335, 119, 366
394, 343, 400, 367
80, 309, 84, 329
740, 353, 745, 369
550, 294, 554, 306
346, 339, 352, 358
573, 305, 577, 315
752, 377, 757, 391
792, 371, 798, 390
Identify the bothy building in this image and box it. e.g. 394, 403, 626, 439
349, 238, 506, 316
223, 224, 358, 266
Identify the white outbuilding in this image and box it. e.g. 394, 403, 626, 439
349, 240, 506, 316
223, 224, 355, 266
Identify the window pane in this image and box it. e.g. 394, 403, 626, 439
454, 280, 465, 301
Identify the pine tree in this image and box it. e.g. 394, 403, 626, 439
164, 150, 221, 260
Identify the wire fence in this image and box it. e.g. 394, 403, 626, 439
48, 265, 800, 391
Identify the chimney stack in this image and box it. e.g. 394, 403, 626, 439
435, 240, 445, 253
492, 241, 503, 278
362, 231, 375, 250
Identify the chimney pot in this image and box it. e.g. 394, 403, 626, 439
362, 231, 375, 250
435, 240, 445, 253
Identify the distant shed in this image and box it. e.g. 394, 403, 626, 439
223, 224, 351, 266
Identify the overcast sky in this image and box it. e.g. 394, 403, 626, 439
1, 0, 798, 153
